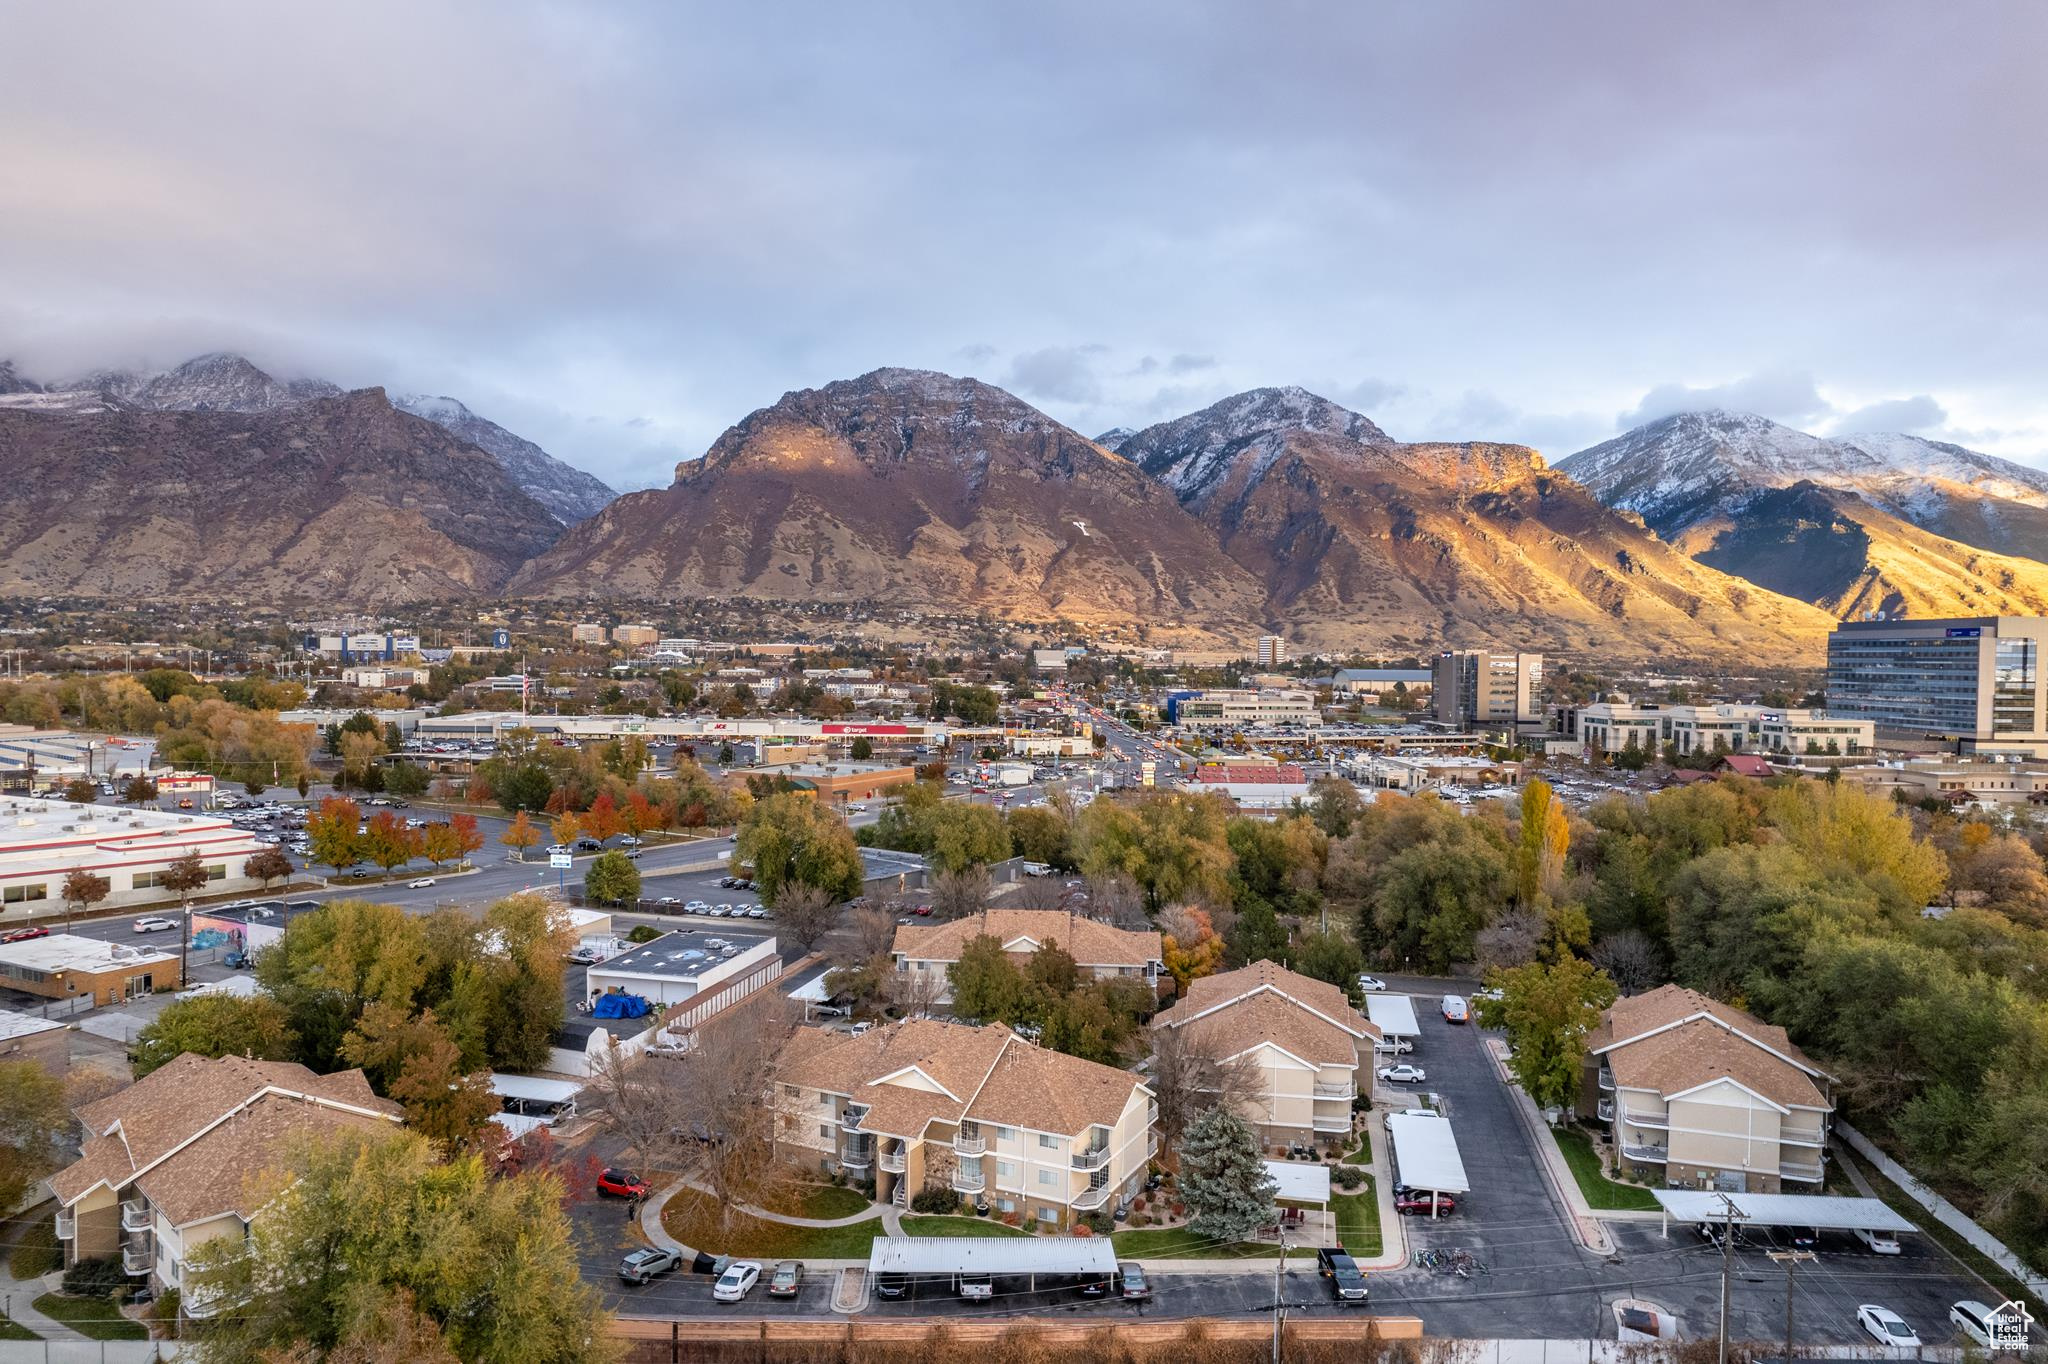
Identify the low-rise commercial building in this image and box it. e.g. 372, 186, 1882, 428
764, 761, 916, 806
774, 1019, 1155, 1226
0, 935, 183, 1006
1167, 689, 1321, 732
1152, 961, 1379, 1151
584, 927, 779, 1009
1189, 761, 1313, 808
892, 910, 1162, 1002
0, 1007, 67, 1073
1578, 985, 1834, 1193
47, 1054, 402, 1304
1562, 702, 1872, 759
1835, 758, 2048, 807
0, 796, 265, 925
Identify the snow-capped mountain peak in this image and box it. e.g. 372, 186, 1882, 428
1113, 386, 1394, 503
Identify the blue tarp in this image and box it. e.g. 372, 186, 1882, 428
591, 993, 650, 1019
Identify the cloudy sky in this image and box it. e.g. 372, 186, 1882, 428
3, 1, 2044, 488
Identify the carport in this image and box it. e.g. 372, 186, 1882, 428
1366, 994, 1420, 1053
1650, 1190, 1913, 1240
1386, 1111, 1468, 1218
489, 1072, 581, 1125
867, 1235, 1117, 1292
1265, 1159, 1332, 1242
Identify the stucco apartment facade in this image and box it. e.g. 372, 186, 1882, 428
1152, 961, 1379, 1152
1577, 985, 1834, 1193
892, 910, 1162, 1004
47, 1055, 402, 1313
774, 1019, 1156, 1227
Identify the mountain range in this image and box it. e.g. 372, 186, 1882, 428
1558, 412, 2048, 619
0, 353, 614, 525
4, 350, 2047, 663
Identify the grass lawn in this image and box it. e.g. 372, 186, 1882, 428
1342, 1135, 1372, 1166
661, 1188, 883, 1260
790, 1184, 872, 1220
1551, 1125, 1661, 1212
901, 1216, 1030, 1238
1334, 1179, 1382, 1258
0, 1313, 38, 1342
1109, 1226, 1314, 1260
31, 1295, 147, 1341
8, 1217, 62, 1279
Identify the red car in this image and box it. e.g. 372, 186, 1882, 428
597, 1168, 650, 1199
1, 926, 50, 943
1395, 1191, 1458, 1216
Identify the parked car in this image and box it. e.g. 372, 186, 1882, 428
746, 905, 766, 918
596, 1168, 650, 1199
1377, 1063, 1427, 1084
1856, 1305, 1920, 1349
1949, 1300, 2024, 1349
2, 926, 50, 943
407, 877, 436, 889
956, 1272, 993, 1301
618, 1248, 682, 1285
685, 900, 711, 913
712, 1261, 762, 1303
1356, 974, 1387, 992
1396, 1190, 1457, 1216
766, 1260, 803, 1297
566, 945, 605, 965
1854, 1227, 1903, 1256
1316, 1247, 1370, 1301
1440, 994, 1469, 1023
874, 1271, 911, 1300
1118, 1262, 1150, 1300
132, 916, 177, 933
223, 950, 253, 970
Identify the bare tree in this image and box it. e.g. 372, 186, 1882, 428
889, 959, 947, 1020
930, 866, 991, 920
1004, 875, 1066, 910
1590, 928, 1665, 996
1149, 1023, 1264, 1163
849, 903, 902, 964
1089, 871, 1147, 928
774, 883, 839, 953
1475, 908, 1542, 975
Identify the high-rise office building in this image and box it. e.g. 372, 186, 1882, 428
1826, 616, 2048, 755
1432, 650, 1543, 730
1255, 635, 1290, 667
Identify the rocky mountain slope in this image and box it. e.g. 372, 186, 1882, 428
1558, 411, 2048, 613
0, 389, 563, 601
0, 352, 614, 524
1115, 391, 1837, 660
510, 369, 1269, 629
392, 394, 615, 524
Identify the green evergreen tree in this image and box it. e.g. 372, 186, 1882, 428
1176, 1108, 1279, 1242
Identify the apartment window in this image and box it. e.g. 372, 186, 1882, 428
997, 1198, 1016, 1214
1036, 1206, 1058, 1222
996, 1160, 1019, 1182
2, 885, 47, 904
819, 1125, 830, 1140
783, 1085, 801, 1098
994, 1126, 1014, 1141
1037, 1133, 1058, 1150
1037, 1169, 1057, 1187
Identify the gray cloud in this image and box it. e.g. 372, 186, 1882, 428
1, 2, 2045, 482
1331, 378, 1408, 413
1617, 371, 1834, 430
1168, 353, 1217, 374
1830, 394, 1948, 434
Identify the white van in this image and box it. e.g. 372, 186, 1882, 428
1440, 995, 1469, 1024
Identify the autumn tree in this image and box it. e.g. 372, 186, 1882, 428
499, 810, 542, 862
0, 1059, 71, 1213
1476, 954, 1618, 1111
582, 792, 624, 844
308, 796, 364, 875
419, 821, 462, 870
133, 994, 298, 1076
549, 809, 584, 849
1159, 905, 1225, 992
163, 848, 211, 907
1516, 776, 1570, 910
62, 776, 97, 804
735, 792, 862, 904
60, 868, 111, 926
1150, 1024, 1263, 1159
341, 1004, 499, 1152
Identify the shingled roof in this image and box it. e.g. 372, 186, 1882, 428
1590, 984, 1832, 1110
1153, 960, 1379, 1066
892, 910, 1161, 969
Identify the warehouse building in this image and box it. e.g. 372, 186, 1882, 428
0, 797, 264, 926
0, 934, 182, 1006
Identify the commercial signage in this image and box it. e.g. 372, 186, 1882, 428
1947, 627, 1984, 638
549, 852, 573, 869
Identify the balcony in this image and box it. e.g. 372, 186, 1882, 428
121, 1200, 151, 1233
952, 1164, 987, 1193
1597, 1067, 1615, 1093
1071, 1144, 1111, 1170
840, 1136, 874, 1171
1146, 1103, 1159, 1127
953, 1128, 986, 1156
879, 1147, 907, 1174
1313, 1082, 1353, 1100
841, 1103, 869, 1133
1621, 1142, 1669, 1164
1064, 1171, 1114, 1204
122, 1244, 153, 1276
55, 1210, 75, 1240
1596, 1098, 1615, 1123
1781, 1124, 1827, 1148
1781, 1159, 1825, 1183
1312, 1114, 1352, 1133
1621, 1107, 1668, 1130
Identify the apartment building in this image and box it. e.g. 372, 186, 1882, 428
1578, 985, 1834, 1194
892, 910, 1162, 1003
1564, 702, 1872, 759
1152, 961, 1379, 1151
47, 1055, 403, 1308
1828, 616, 2048, 756
773, 1019, 1155, 1227
1432, 651, 1543, 731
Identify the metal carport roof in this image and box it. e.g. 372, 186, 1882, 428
867, 1236, 1117, 1276
1366, 993, 1421, 1037
1386, 1112, 1470, 1193
1264, 1160, 1331, 1206
1652, 1191, 1913, 1233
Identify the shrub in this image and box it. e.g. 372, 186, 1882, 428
1130, 1196, 1146, 1212
910, 1187, 959, 1215
61, 1257, 131, 1299
1332, 1165, 1365, 1190
1078, 1210, 1114, 1235
1131, 1213, 1151, 1227
626, 924, 662, 943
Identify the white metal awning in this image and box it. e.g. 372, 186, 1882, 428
867, 1236, 1117, 1276
1264, 1160, 1331, 1206
1386, 1112, 1469, 1193
1652, 1191, 1913, 1233
1366, 994, 1421, 1037
489, 1112, 551, 1140
489, 1073, 583, 1105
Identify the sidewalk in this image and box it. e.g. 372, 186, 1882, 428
0, 1269, 87, 1344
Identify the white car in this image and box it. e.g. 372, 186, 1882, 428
1357, 974, 1387, 992
712, 1261, 762, 1302
1857, 1305, 1920, 1349
1377, 1063, 1427, 1084
684, 900, 711, 913
408, 878, 436, 889
132, 916, 178, 933
1854, 1227, 1903, 1255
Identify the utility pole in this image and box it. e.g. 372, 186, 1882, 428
1714, 1193, 1747, 1364
1271, 1228, 1289, 1364
1767, 1250, 1814, 1364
